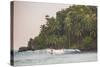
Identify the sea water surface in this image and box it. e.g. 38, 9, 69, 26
14, 49, 97, 66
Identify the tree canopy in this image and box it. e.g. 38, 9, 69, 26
19, 5, 97, 51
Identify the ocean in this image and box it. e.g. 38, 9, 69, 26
14, 49, 97, 66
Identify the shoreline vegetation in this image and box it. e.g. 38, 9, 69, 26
18, 5, 97, 52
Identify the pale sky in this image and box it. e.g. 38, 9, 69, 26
14, 1, 71, 50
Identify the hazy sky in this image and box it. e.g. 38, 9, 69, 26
14, 1, 71, 50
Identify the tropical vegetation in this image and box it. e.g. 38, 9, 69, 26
19, 5, 97, 52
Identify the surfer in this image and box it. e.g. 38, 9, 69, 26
51, 49, 53, 54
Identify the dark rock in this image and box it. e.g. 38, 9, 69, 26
18, 47, 28, 52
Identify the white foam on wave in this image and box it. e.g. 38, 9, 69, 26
46, 49, 81, 54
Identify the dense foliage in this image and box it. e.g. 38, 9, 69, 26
19, 5, 97, 51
